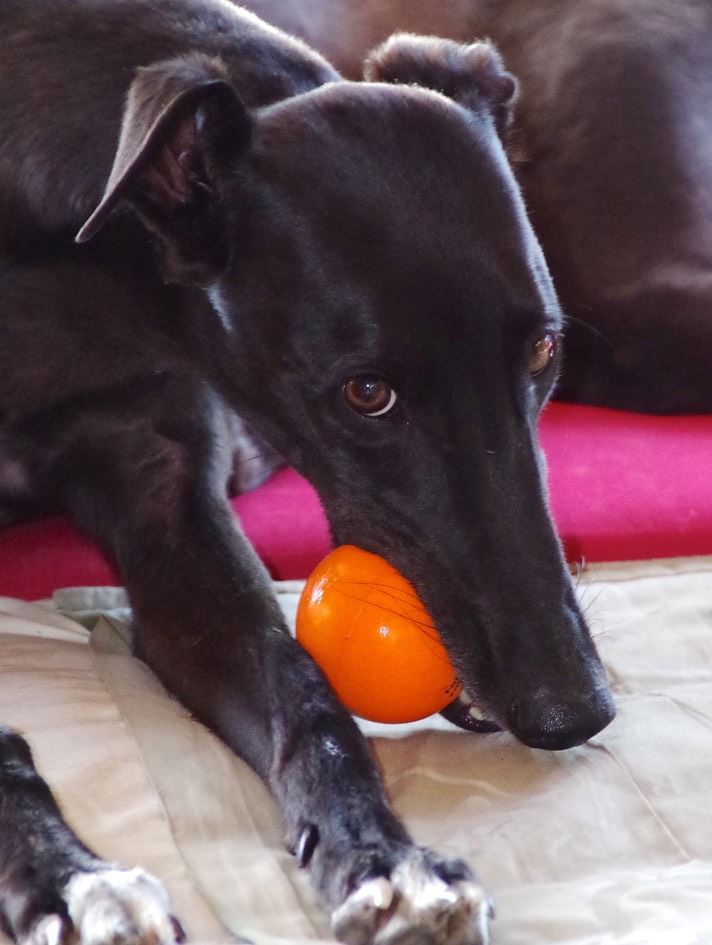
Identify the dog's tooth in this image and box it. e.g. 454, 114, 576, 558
440, 692, 502, 732
467, 705, 487, 721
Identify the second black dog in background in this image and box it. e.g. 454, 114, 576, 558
248, 0, 712, 413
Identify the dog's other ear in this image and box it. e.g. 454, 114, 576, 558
77, 53, 251, 280
364, 35, 517, 138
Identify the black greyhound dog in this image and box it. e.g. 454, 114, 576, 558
0, 2, 615, 944
247, 0, 712, 414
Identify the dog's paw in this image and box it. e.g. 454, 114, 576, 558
331, 850, 492, 945
24, 867, 184, 945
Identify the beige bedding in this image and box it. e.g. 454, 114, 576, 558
2, 557, 712, 944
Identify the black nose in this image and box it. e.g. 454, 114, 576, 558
506, 687, 616, 750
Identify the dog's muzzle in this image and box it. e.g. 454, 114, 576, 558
440, 684, 616, 750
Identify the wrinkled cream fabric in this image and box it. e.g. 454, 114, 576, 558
1, 557, 712, 944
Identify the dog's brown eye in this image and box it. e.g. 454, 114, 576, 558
529, 333, 557, 376
344, 375, 397, 416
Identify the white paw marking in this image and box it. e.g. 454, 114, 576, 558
332, 852, 491, 945
25, 867, 183, 945
24, 914, 64, 945
348, 877, 394, 912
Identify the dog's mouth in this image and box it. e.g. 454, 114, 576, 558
440, 690, 502, 733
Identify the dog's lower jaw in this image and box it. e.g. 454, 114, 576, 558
440, 692, 503, 734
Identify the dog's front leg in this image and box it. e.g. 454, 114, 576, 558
55, 392, 492, 945
0, 727, 183, 945
128, 520, 492, 945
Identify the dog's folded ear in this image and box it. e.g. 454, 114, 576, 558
364, 35, 517, 138
76, 53, 251, 281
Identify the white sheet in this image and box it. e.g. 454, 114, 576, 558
2, 557, 712, 944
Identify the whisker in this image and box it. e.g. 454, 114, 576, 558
564, 313, 614, 348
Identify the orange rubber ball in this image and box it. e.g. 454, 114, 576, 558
296, 545, 461, 723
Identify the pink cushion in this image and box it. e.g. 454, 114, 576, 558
541, 403, 712, 563
2, 402, 712, 598
0, 468, 331, 600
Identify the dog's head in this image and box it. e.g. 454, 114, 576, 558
78, 36, 615, 749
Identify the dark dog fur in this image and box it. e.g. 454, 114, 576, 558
248, 0, 712, 414
0, 2, 615, 943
